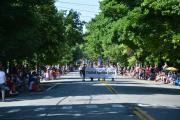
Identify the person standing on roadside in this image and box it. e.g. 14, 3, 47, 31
0, 63, 6, 102
79, 65, 83, 77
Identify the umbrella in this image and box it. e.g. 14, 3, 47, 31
166, 67, 178, 71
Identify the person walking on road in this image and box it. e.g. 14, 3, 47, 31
0, 63, 6, 102
82, 64, 86, 81
90, 61, 94, 82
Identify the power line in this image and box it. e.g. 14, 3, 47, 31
56, 6, 99, 14
56, 1, 99, 7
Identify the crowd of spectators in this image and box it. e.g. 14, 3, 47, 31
0, 63, 76, 99
43, 64, 76, 80
2, 64, 42, 96
1, 61, 179, 101
117, 63, 180, 85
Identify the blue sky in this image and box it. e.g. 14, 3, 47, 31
55, 0, 100, 22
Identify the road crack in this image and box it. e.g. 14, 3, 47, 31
56, 97, 69, 105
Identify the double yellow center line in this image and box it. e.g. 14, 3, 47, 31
133, 107, 155, 120
100, 80, 118, 94
100, 80, 155, 120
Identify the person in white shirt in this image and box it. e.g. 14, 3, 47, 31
0, 64, 6, 102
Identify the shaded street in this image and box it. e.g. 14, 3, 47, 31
0, 72, 180, 120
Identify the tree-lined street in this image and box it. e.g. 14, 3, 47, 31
0, 0, 180, 119
1, 72, 180, 120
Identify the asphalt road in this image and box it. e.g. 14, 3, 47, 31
0, 71, 180, 120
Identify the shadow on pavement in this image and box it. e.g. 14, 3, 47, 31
1, 103, 180, 120
3, 80, 180, 102
0, 103, 137, 120
137, 104, 180, 120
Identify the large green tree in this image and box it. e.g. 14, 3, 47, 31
0, 0, 84, 65
84, 0, 180, 67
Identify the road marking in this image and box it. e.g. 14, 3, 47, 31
34, 107, 46, 111
7, 109, 21, 113
134, 110, 145, 120
100, 81, 118, 94
38, 114, 46, 117
86, 105, 98, 109
138, 104, 152, 107
74, 113, 83, 116
104, 84, 115, 94
102, 81, 117, 92
112, 104, 125, 108
107, 111, 118, 114
46, 84, 59, 91
134, 107, 154, 120
62, 106, 72, 110
138, 104, 180, 109
46, 113, 72, 116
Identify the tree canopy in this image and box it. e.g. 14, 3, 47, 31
0, 0, 179, 68
0, 0, 84, 65
83, 0, 180, 67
